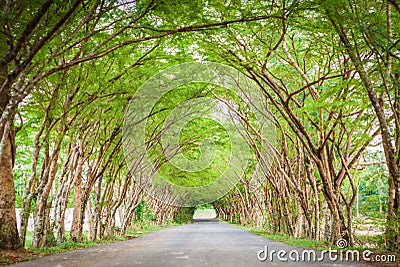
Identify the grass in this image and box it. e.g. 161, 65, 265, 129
1, 223, 178, 265
228, 223, 329, 250
228, 223, 398, 267
28, 224, 174, 255
124, 223, 178, 238
229, 222, 396, 252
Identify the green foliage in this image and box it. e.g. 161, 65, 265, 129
196, 203, 214, 210
133, 200, 157, 227
355, 151, 389, 220
145, 83, 235, 187
173, 207, 195, 224
7, 0, 398, 254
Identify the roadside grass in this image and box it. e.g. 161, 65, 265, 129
28, 224, 175, 255
1, 223, 178, 265
228, 222, 391, 252
228, 223, 329, 250
228, 223, 399, 267
124, 223, 179, 238
23, 231, 112, 255
228, 223, 398, 266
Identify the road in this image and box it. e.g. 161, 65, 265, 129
13, 219, 370, 267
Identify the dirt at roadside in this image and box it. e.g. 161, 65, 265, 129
0, 248, 37, 265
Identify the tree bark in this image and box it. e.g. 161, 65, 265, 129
0, 60, 20, 249
70, 140, 84, 242
0, 124, 20, 249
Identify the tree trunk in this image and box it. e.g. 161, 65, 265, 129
32, 139, 62, 248
0, 126, 20, 249
70, 142, 84, 242
0, 61, 20, 249
54, 142, 75, 242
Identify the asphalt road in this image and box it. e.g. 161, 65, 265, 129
13, 219, 370, 267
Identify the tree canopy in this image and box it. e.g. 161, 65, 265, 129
0, 0, 399, 254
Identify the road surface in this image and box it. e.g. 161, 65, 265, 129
13, 219, 370, 267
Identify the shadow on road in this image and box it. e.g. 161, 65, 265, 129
193, 218, 219, 223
